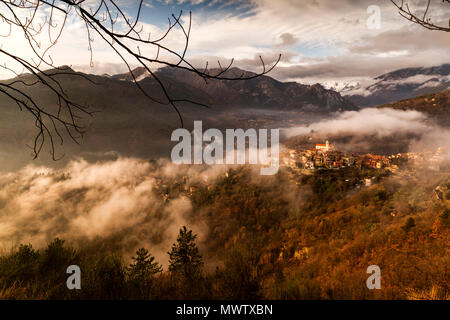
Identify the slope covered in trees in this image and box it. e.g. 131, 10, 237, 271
377, 90, 449, 127
0, 166, 448, 299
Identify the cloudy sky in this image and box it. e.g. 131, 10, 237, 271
1, 0, 449, 85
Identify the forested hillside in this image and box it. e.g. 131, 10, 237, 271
1, 166, 448, 299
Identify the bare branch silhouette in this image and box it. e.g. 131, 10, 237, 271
391, 0, 450, 32
0, 0, 281, 159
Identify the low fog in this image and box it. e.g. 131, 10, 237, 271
0, 107, 448, 264
282, 108, 450, 155
0, 158, 231, 265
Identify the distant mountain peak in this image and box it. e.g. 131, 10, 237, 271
113, 66, 151, 81
375, 64, 450, 81
344, 63, 450, 107
151, 66, 356, 112
48, 65, 76, 73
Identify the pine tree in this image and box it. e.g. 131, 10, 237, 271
168, 226, 203, 280
127, 248, 162, 282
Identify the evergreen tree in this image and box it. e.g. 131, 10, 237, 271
168, 226, 203, 280
127, 248, 162, 281
126, 248, 162, 298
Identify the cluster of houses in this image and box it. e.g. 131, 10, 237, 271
153, 175, 216, 201
150, 142, 446, 202
281, 140, 446, 172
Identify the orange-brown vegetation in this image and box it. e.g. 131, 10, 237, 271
0, 166, 448, 299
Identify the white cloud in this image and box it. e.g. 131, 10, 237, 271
283, 108, 431, 138
0, 157, 229, 264
0, 0, 448, 84
283, 108, 450, 154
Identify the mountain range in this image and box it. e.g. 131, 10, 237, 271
338, 64, 450, 107
0, 65, 356, 171
113, 66, 357, 112
0, 64, 448, 171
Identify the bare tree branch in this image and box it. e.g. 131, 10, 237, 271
392, 0, 450, 32
0, 0, 281, 159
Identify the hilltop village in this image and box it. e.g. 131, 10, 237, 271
147, 140, 447, 203
281, 140, 446, 172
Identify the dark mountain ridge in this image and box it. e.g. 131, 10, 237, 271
113, 66, 357, 112
375, 64, 450, 81
0, 65, 354, 171
345, 63, 450, 107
